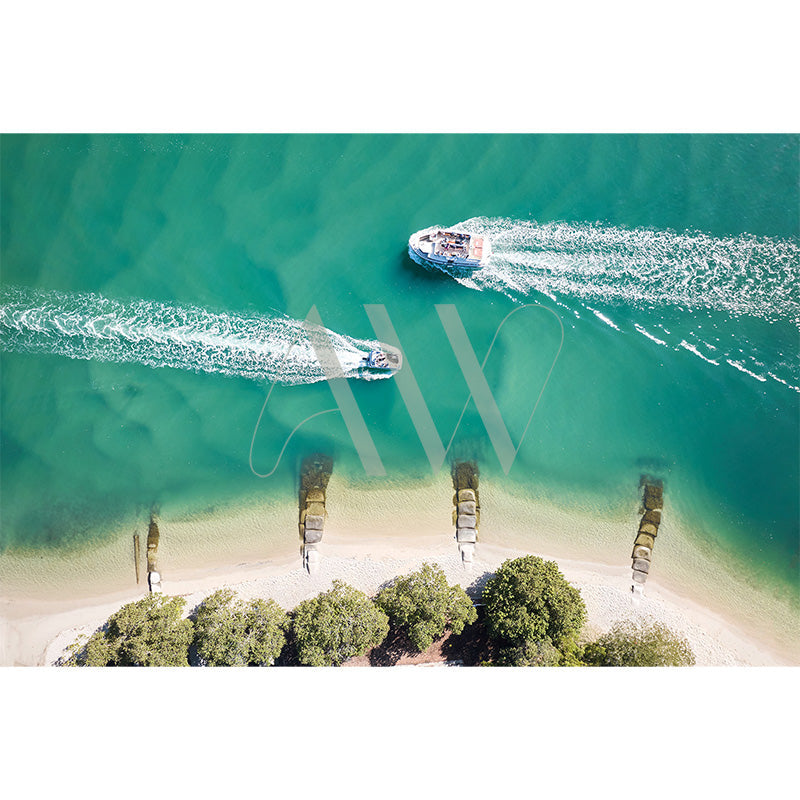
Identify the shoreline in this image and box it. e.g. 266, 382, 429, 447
5, 542, 794, 668
1, 474, 798, 666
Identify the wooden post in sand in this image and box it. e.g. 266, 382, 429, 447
133, 534, 141, 584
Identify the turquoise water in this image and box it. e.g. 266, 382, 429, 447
1, 134, 798, 593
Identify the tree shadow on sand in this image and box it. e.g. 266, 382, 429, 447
368, 625, 419, 666
467, 570, 493, 597
367, 609, 498, 667
273, 627, 304, 667
440, 608, 497, 666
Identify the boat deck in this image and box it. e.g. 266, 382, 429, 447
429, 230, 485, 263
409, 228, 490, 271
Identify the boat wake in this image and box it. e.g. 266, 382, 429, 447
0, 287, 392, 385
452, 217, 800, 326
443, 217, 800, 392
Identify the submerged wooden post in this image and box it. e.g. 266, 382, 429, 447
133, 534, 141, 584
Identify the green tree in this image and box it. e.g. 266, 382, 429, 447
495, 638, 562, 667
583, 620, 695, 666
67, 594, 193, 666
482, 556, 586, 652
192, 589, 289, 666
376, 562, 477, 651
291, 580, 389, 666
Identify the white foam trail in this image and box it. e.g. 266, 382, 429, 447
634, 323, 667, 346
0, 287, 393, 385
726, 359, 767, 382
449, 217, 800, 326
433, 217, 800, 392
768, 372, 800, 393
586, 306, 621, 331
678, 340, 719, 365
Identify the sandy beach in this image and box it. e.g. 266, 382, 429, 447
1, 474, 798, 667
0, 476, 800, 666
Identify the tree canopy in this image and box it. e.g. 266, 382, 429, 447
192, 589, 289, 666
583, 619, 696, 666
495, 638, 562, 667
291, 580, 389, 666
72, 594, 194, 666
376, 562, 477, 651
482, 556, 586, 653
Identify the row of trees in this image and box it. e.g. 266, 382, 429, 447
480, 555, 694, 666
65, 556, 694, 667
68, 583, 373, 667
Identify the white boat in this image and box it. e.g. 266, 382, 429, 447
408, 227, 491, 272
361, 348, 402, 371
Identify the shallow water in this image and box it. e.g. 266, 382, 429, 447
1, 134, 797, 597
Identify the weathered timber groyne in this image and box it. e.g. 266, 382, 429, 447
631, 478, 663, 595
452, 461, 480, 567
299, 454, 333, 574
146, 516, 162, 593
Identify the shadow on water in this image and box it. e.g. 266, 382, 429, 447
396, 248, 453, 286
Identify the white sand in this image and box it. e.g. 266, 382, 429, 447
2, 538, 790, 667
2, 474, 798, 666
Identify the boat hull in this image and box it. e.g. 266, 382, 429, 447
408, 228, 490, 273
